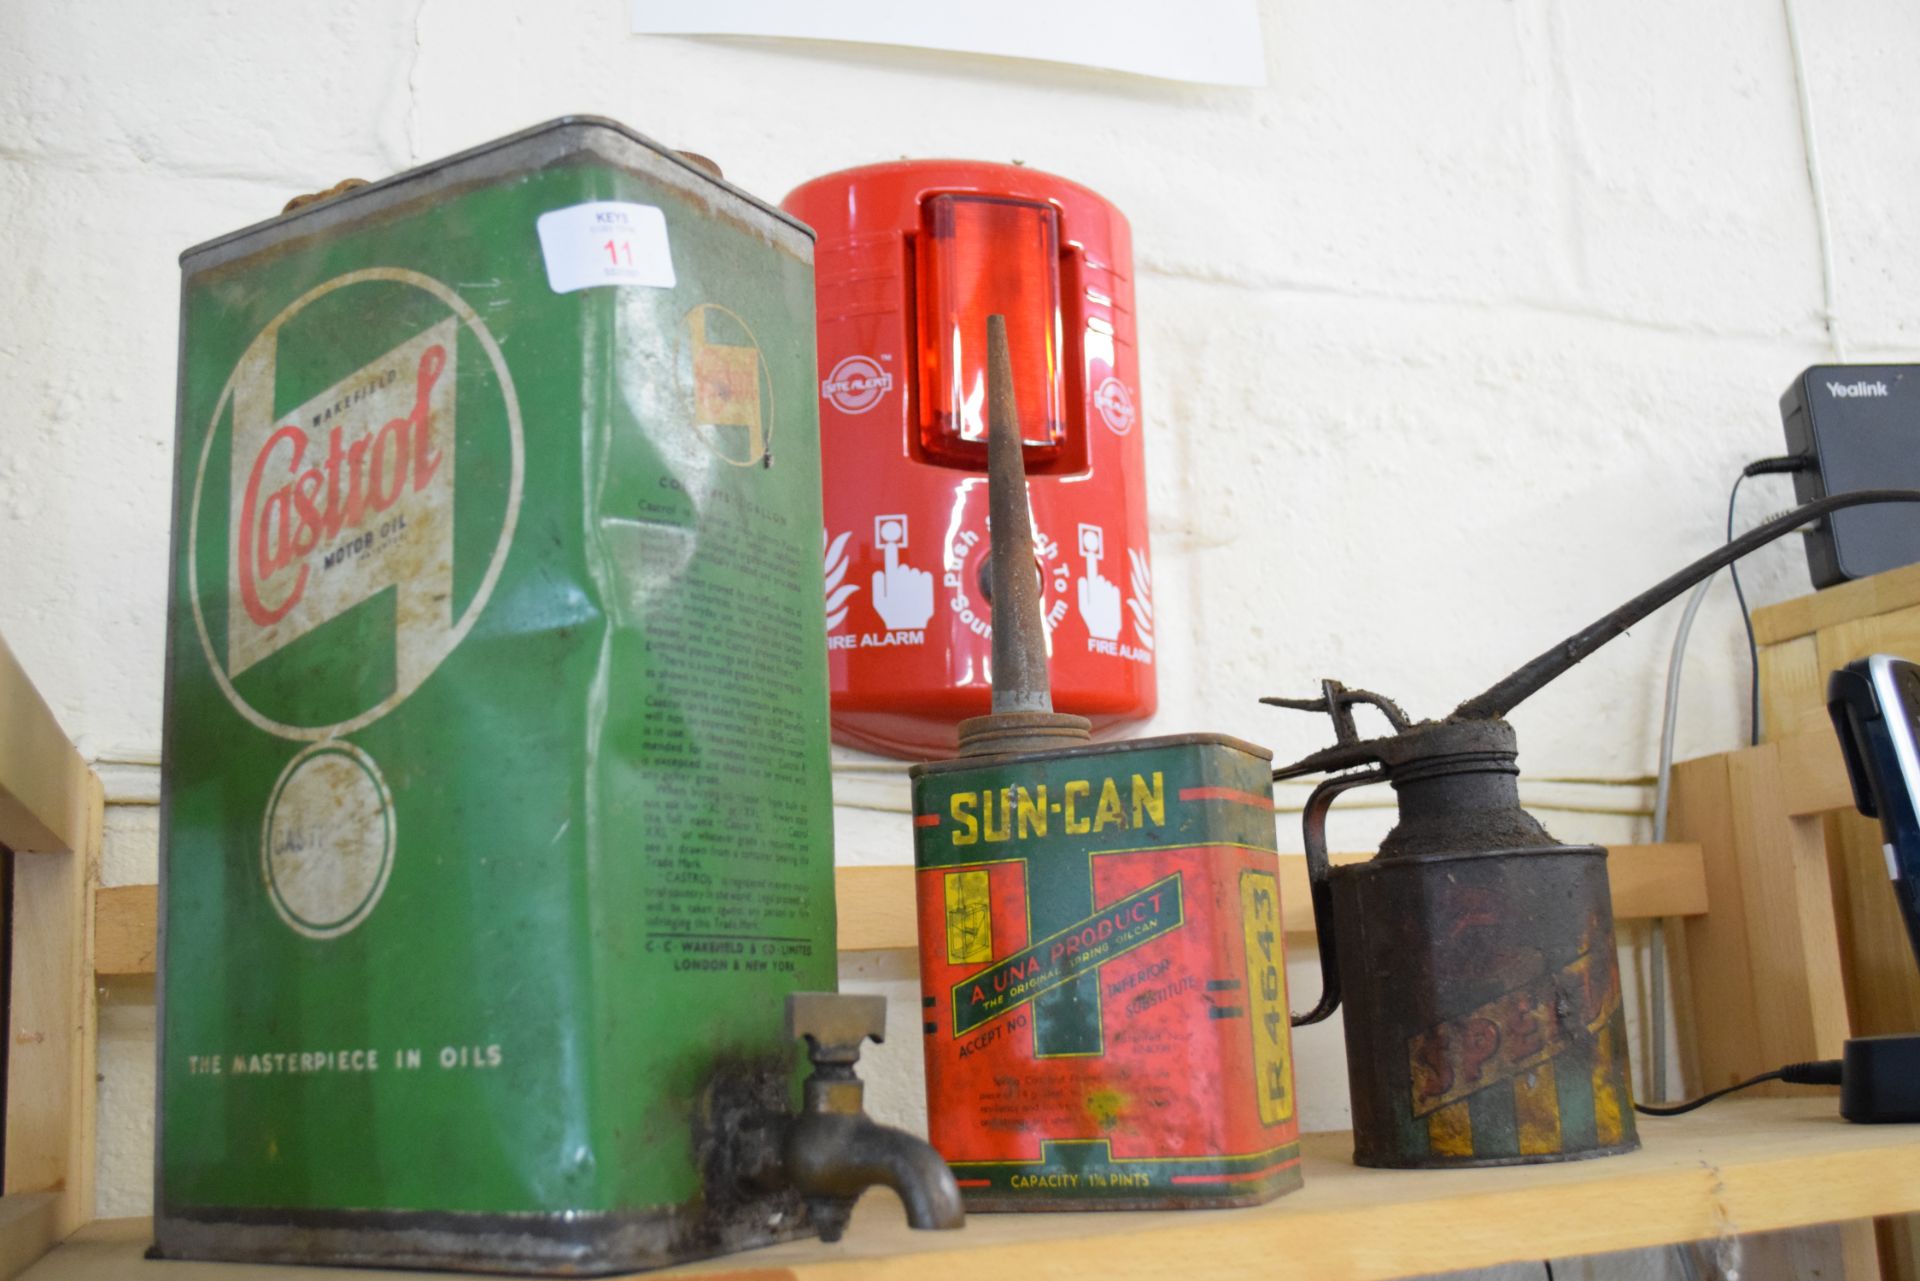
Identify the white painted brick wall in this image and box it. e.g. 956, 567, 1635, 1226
4, 1, 1914, 1270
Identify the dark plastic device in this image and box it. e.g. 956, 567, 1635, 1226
1826, 655, 1920, 964
1826, 654, 1920, 1122
1782, 364, 1920, 587
1841, 1036, 1920, 1123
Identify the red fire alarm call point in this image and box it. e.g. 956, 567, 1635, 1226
784, 161, 1157, 758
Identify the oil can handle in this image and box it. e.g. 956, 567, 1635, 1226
1290, 768, 1386, 1027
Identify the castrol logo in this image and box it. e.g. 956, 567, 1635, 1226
188, 268, 524, 742
234, 323, 450, 643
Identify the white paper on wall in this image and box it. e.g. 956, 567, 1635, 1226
629, 0, 1267, 87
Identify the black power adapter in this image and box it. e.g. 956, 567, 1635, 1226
1843, 1036, 1920, 1123
1781, 364, 1920, 588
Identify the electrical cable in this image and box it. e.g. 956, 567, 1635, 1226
1653, 575, 1718, 847
1728, 456, 1812, 747
1728, 473, 1760, 746
1647, 456, 1808, 1100
1646, 572, 1719, 1104
1782, 0, 1849, 361
1634, 1058, 1841, 1117
1639, 1067, 1783, 1117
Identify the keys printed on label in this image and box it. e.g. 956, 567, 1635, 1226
535, 202, 676, 293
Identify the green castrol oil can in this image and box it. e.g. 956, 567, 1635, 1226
156, 118, 847, 1273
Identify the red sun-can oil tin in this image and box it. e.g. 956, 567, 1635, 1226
910, 734, 1303, 1208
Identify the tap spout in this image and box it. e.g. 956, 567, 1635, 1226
784, 1101, 965, 1241
781, 993, 965, 1243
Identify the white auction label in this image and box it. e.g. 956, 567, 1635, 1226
535, 201, 677, 293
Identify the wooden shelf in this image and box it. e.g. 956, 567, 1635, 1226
91, 843, 1707, 974
25, 1102, 1920, 1281
834, 844, 1703, 951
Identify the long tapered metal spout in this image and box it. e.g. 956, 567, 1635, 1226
1453, 488, 1920, 722
984, 314, 1052, 716
955, 316, 1091, 757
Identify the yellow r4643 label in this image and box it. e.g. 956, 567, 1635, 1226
1240, 870, 1294, 1125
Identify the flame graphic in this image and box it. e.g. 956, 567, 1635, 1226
1127, 548, 1154, 651
824, 530, 858, 631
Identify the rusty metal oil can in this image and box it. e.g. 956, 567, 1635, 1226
156, 118, 846, 1273
1332, 843, 1636, 1167
1273, 692, 1639, 1170
911, 734, 1304, 1209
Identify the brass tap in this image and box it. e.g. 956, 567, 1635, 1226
783, 993, 965, 1242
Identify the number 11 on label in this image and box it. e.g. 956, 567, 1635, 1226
535, 201, 677, 294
